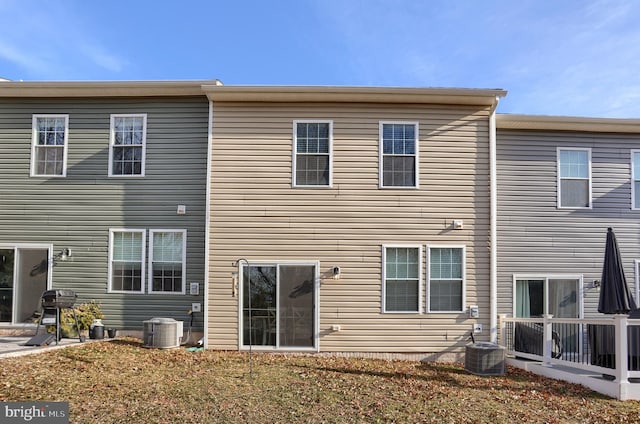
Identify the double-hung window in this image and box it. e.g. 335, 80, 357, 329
428, 246, 465, 312
383, 246, 421, 312
380, 122, 418, 188
109, 114, 146, 177
293, 121, 332, 187
31, 115, 68, 177
109, 229, 145, 293
149, 230, 186, 294
632, 150, 640, 209
558, 148, 591, 208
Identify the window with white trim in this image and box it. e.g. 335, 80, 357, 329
632, 150, 640, 209
428, 246, 465, 312
380, 122, 418, 188
558, 148, 591, 208
383, 246, 421, 312
109, 229, 145, 293
293, 121, 332, 186
31, 115, 68, 177
109, 114, 146, 176
149, 230, 186, 294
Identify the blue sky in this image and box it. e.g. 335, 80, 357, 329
1, 0, 639, 117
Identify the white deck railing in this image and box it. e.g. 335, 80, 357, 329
499, 315, 640, 383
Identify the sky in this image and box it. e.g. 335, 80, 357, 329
1, 0, 639, 117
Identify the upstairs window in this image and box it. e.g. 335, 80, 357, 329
632, 150, 640, 209
383, 246, 421, 312
31, 115, 68, 177
293, 121, 332, 187
558, 148, 591, 208
110, 114, 146, 177
380, 122, 418, 188
149, 230, 186, 294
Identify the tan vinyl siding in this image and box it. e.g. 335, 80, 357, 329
0, 97, 208, 329
497, 129, 640, 318
209, 102, 492, 353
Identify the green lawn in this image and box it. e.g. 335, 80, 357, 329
1, 338, 639, 423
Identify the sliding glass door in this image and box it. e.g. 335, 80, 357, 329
515, 276, 581, 354
241, 263, 316, 349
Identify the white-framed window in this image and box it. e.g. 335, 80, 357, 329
31, 115, 69, 177
109, 114, 147, 177
108, 229, 146, 294
382, 245, 422, 313
557, 148, 591, 208
149, 230, 186, 294
379, 121, 418, 188
293, 121, 332, 187
632, 150, 640, 210
427, 245, 465, 313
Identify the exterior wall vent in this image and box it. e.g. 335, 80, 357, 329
143, 317, 183, 349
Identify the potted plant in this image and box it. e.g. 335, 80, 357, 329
58, 300, 104, 339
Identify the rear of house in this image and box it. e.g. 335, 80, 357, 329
496, 114, 640, 325
0, 81, 211, 335
205, 85, 505, 358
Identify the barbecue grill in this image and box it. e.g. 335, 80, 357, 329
26, 289, 82, 346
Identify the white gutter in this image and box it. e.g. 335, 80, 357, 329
489, 96, 500, 343
203, 100, 213, 348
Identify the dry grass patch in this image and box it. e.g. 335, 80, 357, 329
1, 338, 639, 423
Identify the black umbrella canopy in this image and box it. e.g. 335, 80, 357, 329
598, 227, 637, 314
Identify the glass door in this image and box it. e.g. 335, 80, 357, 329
0, 249, 14, 322
242, 264, 316, 349
15, 249, 49, 323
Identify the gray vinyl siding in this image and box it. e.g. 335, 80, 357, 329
209, 101, 492, 353
0, 97, 208, 330
497, 129, 640, 317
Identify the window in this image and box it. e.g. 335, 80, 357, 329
293, 121, 332, 187
632, 151, 640, 209
31, 115, 68, 177
241, 263, 317, 349
380, 122, 418, 188
109, 114, 146, 176
558, 148, 591, 208
428, 246, 465, 312
149, 230, 186, 294
109, 230, 145, 293
383, 246, 421, 312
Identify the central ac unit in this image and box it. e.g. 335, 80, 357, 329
143, 317, 183, 349
464, 342, 505, 376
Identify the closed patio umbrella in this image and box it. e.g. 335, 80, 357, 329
591, 227, 638, 370
598, 227, 636, 314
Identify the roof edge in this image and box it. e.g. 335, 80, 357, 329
202, 85, 507, 106
0, 80, 222, 97
497, 113, 640, 133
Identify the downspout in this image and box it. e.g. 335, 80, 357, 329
489, 96, 500, 343
203, 98, 213, 348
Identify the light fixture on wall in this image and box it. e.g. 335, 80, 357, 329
177, 205, 186, 215
231, 271, 239, 297
453, 220, 464, 230
60, 248, 71, 260
332, 266, 341, 280
592, 280, 601, 288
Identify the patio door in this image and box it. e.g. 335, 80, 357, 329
241, 264, 317, 349
0, 248, 49, 324
515, 276, 580, 353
